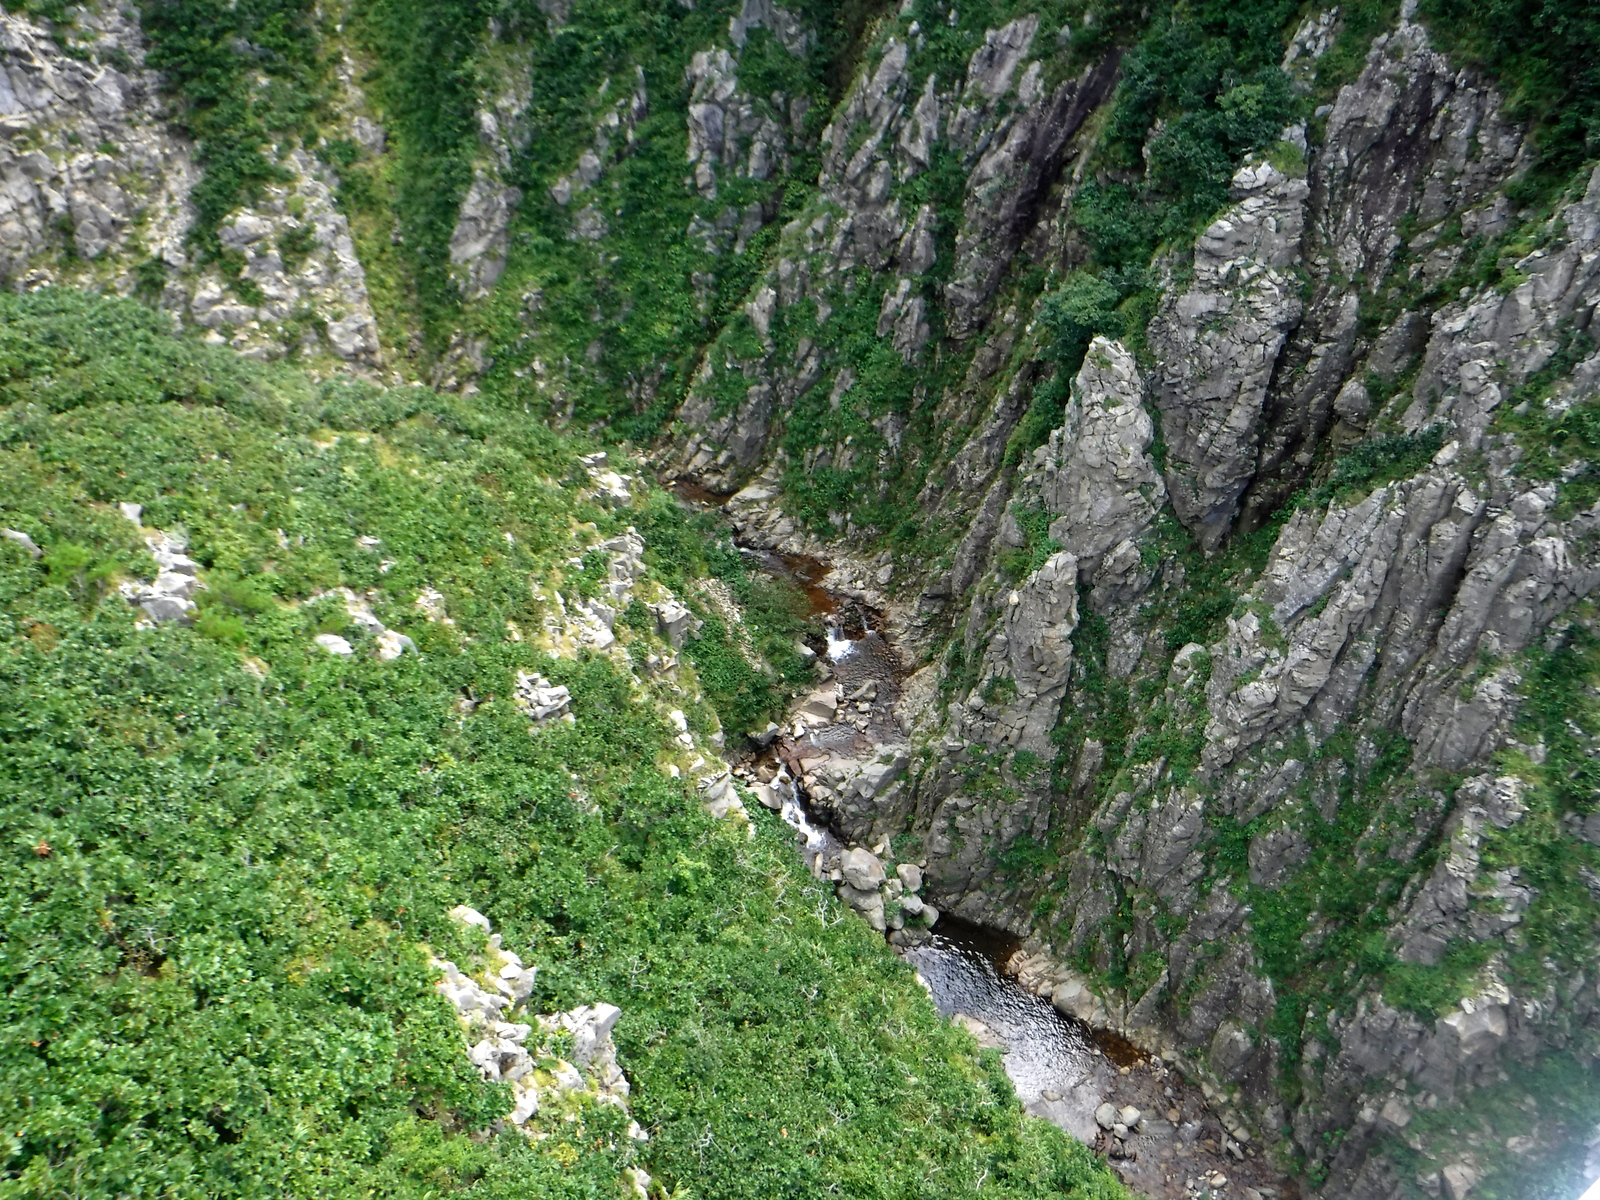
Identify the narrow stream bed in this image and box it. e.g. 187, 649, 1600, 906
902, 922, 1292, 1200
905, 919, 1103, 1139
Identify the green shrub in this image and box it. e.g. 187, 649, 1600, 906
137, 0, 329, 256
1309, 426, 1445, 507
1418, 0, 1600, 195
1072, 0, 1299, 271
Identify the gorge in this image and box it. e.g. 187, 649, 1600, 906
1, 0, 1598, 1197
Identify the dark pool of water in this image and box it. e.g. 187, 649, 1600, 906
904, 921, 1098, 1112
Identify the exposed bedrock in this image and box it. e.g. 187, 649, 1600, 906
0, 2, 383, 364
668, 19, 1121, 493
1149, 157, 1310, 552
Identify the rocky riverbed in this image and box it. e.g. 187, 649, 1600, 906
910, 922, 1295, 1200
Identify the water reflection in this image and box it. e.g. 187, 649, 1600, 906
905, 924, 1099, 1137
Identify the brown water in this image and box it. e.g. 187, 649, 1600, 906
750, 550, 837, 616
669, 477, 734, 507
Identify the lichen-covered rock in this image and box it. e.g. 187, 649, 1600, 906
433, 907, 643, 1142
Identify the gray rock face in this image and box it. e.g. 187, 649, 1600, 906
192, 147, 382, 363
1149, 156, 1310, 550
1023, 337, 1164, 592
725, 12, 1600, 1200
0, 6, 195, 285
942, 28, 1121, 338
954, 550, 1079, 756
1401, 164, 1600, 450
1240, 17, 1526, 524
2, 529, 41, 560
685, 49, 796, 204
456, 52, 648, 300
0, 4, 383, 364
0, 5, 384, 361
670, 20, 1120, 492
117, 520, 203, 625
434, 907, 639, 1146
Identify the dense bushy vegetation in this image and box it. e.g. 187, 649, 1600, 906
348, 0, 852, 402
1419, 0, 1600, 194
8, 0, 1600, 1186
0, 291, 1131, 1199
1070, 0, 1299, 272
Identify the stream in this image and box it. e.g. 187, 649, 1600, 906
680, 485, 1292, 1200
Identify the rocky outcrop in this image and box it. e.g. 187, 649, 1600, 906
698, 10, 1600, 1197
433, 903, 649, 1189
1239, 14, 1528, 527
0, 6, 194, 288
1149, 153, 1309, 551
449, 53, 535, 300
954, 550, 1079, 756
1006, 337, 1165, 598
670, 20, 1119, 492
1401, 164, 1600, 449
115, 505, 203, 625
684, 49, 796, 207
0, 4, 383, 364
190, 148, 382, 364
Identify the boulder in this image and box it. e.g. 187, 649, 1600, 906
448, 904, 493, 932
797, 688, 839, 723
2, 529, 41, 559
136, 596, 188, 624
314, 633, 354, 656
840, 847, 887, 891
653, 599, 700, 647
836, 882, 886, 931
1442, 1163, 1478, 1200
374, 629, 416, 660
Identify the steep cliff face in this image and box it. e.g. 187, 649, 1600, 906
3, 0, 1598, 1196
0, 4, 384, 362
